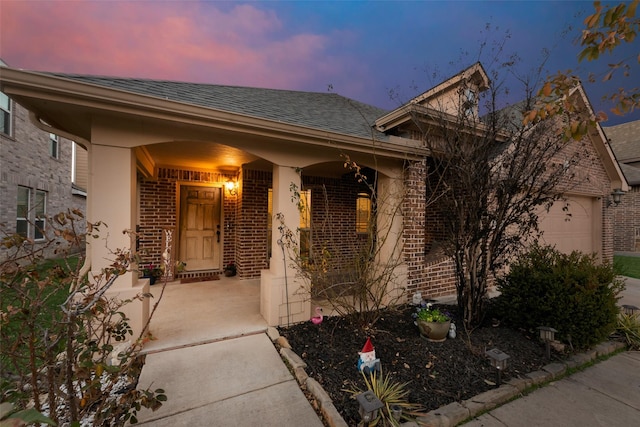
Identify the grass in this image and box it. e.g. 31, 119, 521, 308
1, 255, 82, 371
614, 255, 640, 279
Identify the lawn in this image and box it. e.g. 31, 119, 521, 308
614, 255, 640, 279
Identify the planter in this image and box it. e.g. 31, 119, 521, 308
417, 319, 451, 342
224, 270, 236, 277
143, 275, 156, 285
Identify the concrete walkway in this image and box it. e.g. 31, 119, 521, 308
456, 275, 640, 427
132, 276, 640, 427
135, 333, 324, 427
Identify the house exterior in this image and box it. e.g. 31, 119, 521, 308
604, 120, 640, 252
0, 63, 626, 337
0, 61, 87, 260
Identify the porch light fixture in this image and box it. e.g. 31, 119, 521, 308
607, 188, 624, 207
355, 390, 383, 425
622, 304, 639, 316
486, 348, 509, 386
537, 326, 557, 360
225, 179, 238, 196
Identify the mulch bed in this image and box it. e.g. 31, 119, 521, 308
278, 303, 550, 426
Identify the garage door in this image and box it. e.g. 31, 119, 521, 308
537, 196, 598, 255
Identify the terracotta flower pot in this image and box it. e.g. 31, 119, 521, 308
417, 319, 451, 342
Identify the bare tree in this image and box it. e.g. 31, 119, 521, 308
409, 63, 595, 329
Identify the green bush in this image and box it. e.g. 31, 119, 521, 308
495, 244, 624, 350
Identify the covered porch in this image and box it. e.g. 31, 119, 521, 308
141, 276, 266, 354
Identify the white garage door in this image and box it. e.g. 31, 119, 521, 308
537, 196, 598, 255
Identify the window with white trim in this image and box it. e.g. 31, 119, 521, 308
0, 91, 11, 136
17, 186, 30, 238
49, 133, 59, 159
16, 186, 47, 240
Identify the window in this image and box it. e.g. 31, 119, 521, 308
356, 192, 372, 233
0, 91, 11, 136
34, 190, 46, 240
16, 186, 47, 240
299, 190, 311, 259
463, 88, 476, 117
17, 187, 30, 238
49, 133, 59, 159
267, 188, 312, 259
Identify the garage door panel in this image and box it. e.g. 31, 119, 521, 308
537, 196, 596, 255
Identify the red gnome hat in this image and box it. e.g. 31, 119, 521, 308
361, 337, 374, 353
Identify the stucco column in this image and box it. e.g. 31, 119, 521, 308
260, 165, 310, 326
376, 169, 407, 304
89, 144, 149, 337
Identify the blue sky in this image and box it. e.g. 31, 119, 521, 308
1, 0, 638, 125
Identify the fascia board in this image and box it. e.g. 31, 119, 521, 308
0, 68, 426, 160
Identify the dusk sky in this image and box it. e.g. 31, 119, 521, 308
1, 0, 638, 125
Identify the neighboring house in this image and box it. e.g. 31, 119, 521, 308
0, 60, 87, 260
0, 63, 626, 337
604, 120, 640, 252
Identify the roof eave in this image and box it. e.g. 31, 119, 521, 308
0, 67, 425, 160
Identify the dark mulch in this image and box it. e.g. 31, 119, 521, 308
278, 303, 550, 426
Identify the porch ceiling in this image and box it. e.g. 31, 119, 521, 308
148, 141, 260, 171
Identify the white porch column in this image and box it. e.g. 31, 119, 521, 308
260, 165, 310, 326
89, 144, 149, 337
376, 170, 407, 304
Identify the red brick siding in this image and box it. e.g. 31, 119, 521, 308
401, 128, 616, 302
238, 169, 271, 278
137, 167, 235, 279
613, 185, 640, 252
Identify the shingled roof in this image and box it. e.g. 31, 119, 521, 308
604, 120, 640, 163
44, 73, 390, 142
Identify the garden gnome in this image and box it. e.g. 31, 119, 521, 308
357, 337, 381, 374
448, 322, 457, 339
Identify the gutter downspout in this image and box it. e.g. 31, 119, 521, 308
28, 112, 93, 279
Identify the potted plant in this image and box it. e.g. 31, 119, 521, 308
413, 302, 451, 342
224, 261, 237, 277
141, 263, 162, 285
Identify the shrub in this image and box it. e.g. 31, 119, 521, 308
495, 244, 624, 350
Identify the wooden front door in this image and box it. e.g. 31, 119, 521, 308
179, 185, 222, 271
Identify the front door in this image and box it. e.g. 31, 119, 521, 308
179, 185, 222, 271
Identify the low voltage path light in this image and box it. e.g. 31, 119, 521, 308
537, 326, 557, 360
486, 348, 510, 386
622, 304, 639, 316
356, 390, 383, 426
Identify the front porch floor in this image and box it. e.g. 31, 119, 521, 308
140, 277, 267, 354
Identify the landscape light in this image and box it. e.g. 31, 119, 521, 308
356, 390, 383, 425
486, 348, 510, 386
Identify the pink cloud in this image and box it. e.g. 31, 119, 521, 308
0, 0, 341, 91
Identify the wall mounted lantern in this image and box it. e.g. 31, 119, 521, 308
225, 179, 238, 196
356, 390, 383, 425
486, 348, 510, 386
607, 188, 624, 207
537, 326, 557, 360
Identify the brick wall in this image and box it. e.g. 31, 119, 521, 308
0, 97, 86, 260
613, 185, 640, 252
401, 127, 617, 302
238, 168, 271, 278
138, 167, 235, 279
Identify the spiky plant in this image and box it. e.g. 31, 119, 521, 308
345, 369, 423, 426
617, 312, 640, 350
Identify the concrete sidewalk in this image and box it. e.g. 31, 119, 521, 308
134, 333, 324, 427
461, 351, 640, 427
